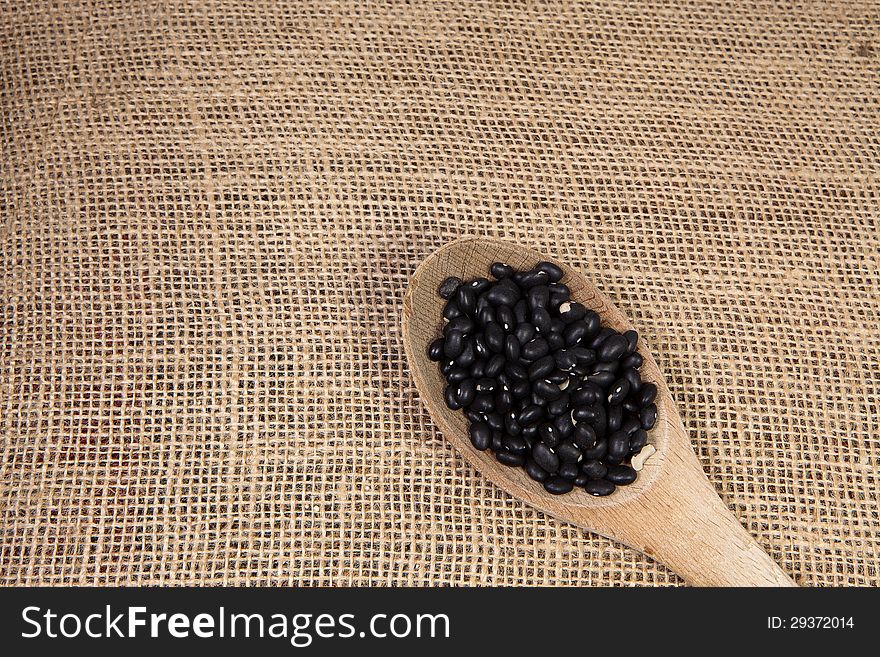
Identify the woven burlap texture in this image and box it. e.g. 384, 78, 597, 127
1, 0, 878, 586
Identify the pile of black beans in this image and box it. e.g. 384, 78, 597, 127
427, 261, 657, 496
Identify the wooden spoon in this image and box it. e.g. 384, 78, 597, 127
402, 237, 795, 587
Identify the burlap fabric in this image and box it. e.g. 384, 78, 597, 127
1, 1, 878, 587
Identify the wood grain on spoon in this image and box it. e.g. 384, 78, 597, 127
402, 237, 796, 587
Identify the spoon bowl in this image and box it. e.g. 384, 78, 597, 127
403, 237, 795, 586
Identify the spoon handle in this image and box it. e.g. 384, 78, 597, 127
597, 440, 796, 587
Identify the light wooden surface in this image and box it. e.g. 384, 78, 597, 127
402, 237, 796, 587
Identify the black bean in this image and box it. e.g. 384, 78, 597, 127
482, 353, 505, 378
465, 409, 485, 424
522, 337, 549, 361
572, 405, 597, 423
605, 465, 637, 485
519, 404, 544, 427
456, 286, 476, 317
621, 367, 642, 394
563, 320, 589, 347
490, 262, 513, 279
584, 479, 616, 496
606, 430, 630, 465
504, 414, 522, 436
440, 359, 455, 377
521, 424, 539, 441
469, 422, 491, 450
469, 360, 485, 380
525, 458, 549, 482
544, 476, 574, 495
504, 434, 528, 455
638, 382, 657, 407
457, 379, 476, 407
558, 301, 586, 323
438, 276, 462, 299
532, 307, 551, 333
607, 403, 623, 432
486, 412, 504, 432
445, 385, 463, 410
473, 334, 489, 358
574, 473, 589, 487
496, 304, 516, 331
490, 431, 503, 451
597, 334, 628, 362
582, 438, 607, 460
513, 299, 529, 323
538, 422, 559, 448
528, 355, 555, 380
592, 360, 619, 374
505, 361, 528, 381
496, 450, 525, 467
477, 305, 495, 326
545, 370, 568, 384
621, 352, 643, 369
527, 285, 550, 310
469, 277, 491, 294
486, 283, 519, 307
535, 261, 564, 282
622, 399, 640, 413
629, 428, 648, 453
495, 390, 513, 414
588, 326, 614, 349
427, 338, 445, 361
557, 441, 581, 463
532, 441, 559, 472
640, 403, 658, 430
559, 462, 579, 480
444, 329, 464, 358
582, 310, 600, 338
504, 334, 521, 362
520, 269, 550, 288
485, 322, 504, 352
621, 416, 641, 435
572, 383, 601, 407
589, 405, 607, 437
546, 395, 570, 417
470, 393, 494, 414
514, 322, 536, 346
554, 411, 575, 439
622, 329, 639, 354
454, 338, 475, 367
554, 349, 577, 370
608, 378, 630, 405
586, 370, 616, 389
445, 315, 474, 335
511, 380, 530, 399
573, 423, 597, 450
534, 378, 562, 401
580, 459, 607, 480
546, 332, 564, 351
530, 393, 546, 407
473, 378, 495, 393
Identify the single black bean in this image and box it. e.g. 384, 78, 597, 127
504, 414, 522, 436
445, 385, 463, 410
521, 425, 539, 442
511, 380, 531, 399
586, 370, 616, 389
544, 476, 574, 495
474, 378, 496, 394
621, 416, 641, 436
597, 334, 628, 362
522, 337, 549, 361
524, 458, 549, 482
589, 405, 607, 437
470, 393, 494, 413
550, 319, 566, 335
622, 329, 638, 354
513, 299, 529, 323
538, 422, 559, 448
584, 479, 616, 496
444, 329, 464, 358
440, 359, 455, 377
486, 283, 519, 307
557, 441, 581, 463
486, 412, 504, 432
572, 405, 598, 422
582, 438, 607, 460
504, 335, 521, 362
534, 379, 562, 401
505, 361, 528, 381
535, 261, 564, 282
546, 332, 564, 351
473, 334, 488, 358
504, 434, 528, 455
485, 322, 504, 352
469, 277, 490, 294
559, 462, 579, 480
623, 399, 640, 413
454, 338, 475, 367
483, 353, 505, 378
456, 285, 476, 316
532, 307, 551, 333
456, 378, 476, 406
607, 403, 623, 432
606, 430, 630, 465
588, 326, 614, 350
490, 431, 503, 451
582, 310, 600, 338
592, 359, 619, 374
573, 423, 597, 450
469, 422, 491, 450
528, 355, 555, 380
574, 473, 589, 487
546, 395, 570, 418
519, 404, 544, 427
427, 338, 445, 361
545, 370, 568, 385
438, 276, 462, 299
514, 322, 536, 346
638, 382, 657, 407
621, 352, 643, 369
496, 304, 516, 331
608, 378, 631, 405
640, 403, 658, 430
495, 390, 513, 414
572, 383, 601, 407
445, 315, 474, 335
477, 305, 495, 327
532, 442, 560, 472
605, 465, 637, 485
629, 428, 648, 453
496, 450, 525, 467
580, 459, 607, 480
558, 301, 586, 323
554, 349, 577, 371
490, 262, 513, 279
563, 320, 589, 346
465, 409, 485, 424
519, 269, 550, 288
530, 393, 546, 407
470, 360, 485, 380
621, 367, 642, 394
527, 285, 550, 310
554, 411, 575, 439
